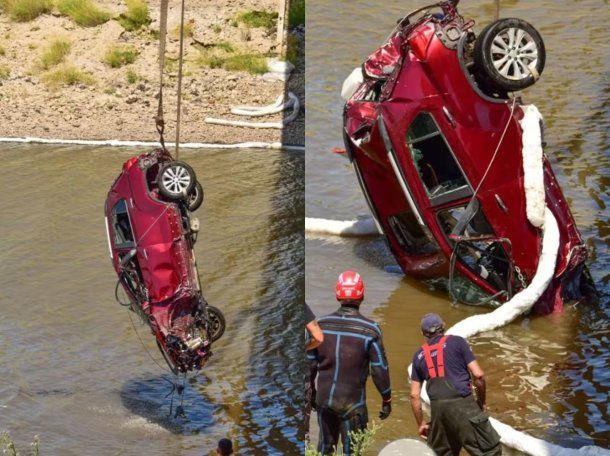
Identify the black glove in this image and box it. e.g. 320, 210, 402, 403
379, 400, 392, 420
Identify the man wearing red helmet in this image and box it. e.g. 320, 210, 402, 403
307, 271, 392, 455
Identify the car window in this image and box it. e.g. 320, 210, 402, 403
406, 112, 471, 204
387, 211, 439, 255
112, 199, 135, 246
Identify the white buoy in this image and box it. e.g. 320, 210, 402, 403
379, 439, 436, 456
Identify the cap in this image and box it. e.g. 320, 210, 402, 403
218, 439, 233, 455
420, 313, 443, 334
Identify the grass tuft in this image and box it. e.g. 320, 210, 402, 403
288, 0, 304, 28
56, 0, 110, 27
104, 44, 138, 68
117, 0, 150, 31
1, 0, 51, 22
171, 19, 194, 40
0, 432, 40, 456
40, 37, 71, 69
223, 53, 267, 74
0, 44, 5, 56
126, 68, 140, 84
234, 10, 277, 31
0, 64, 10, 79
195, 41, 267, 74
42, 65, 94, 89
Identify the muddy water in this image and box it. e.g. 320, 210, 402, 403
0, 144, 304, 455
306, 0, 609, 453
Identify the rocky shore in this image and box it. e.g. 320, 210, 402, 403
0, 0, 304, 145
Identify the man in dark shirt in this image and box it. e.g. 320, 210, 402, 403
409, 313, 501, 456
305, 302, 323, 442
308, 271, 391, 455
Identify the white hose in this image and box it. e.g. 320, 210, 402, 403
0, 136, 304, 151
305, 216, 380, 237
204, 92, 300, 129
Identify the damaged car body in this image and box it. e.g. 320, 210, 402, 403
105, 148, 225, 374
342, 0, 591, 314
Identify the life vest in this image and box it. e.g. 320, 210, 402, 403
421, 335, 448, 378
421, 335, 461, 400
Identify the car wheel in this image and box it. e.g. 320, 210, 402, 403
187, 182, 204, 212
157, 161, 197, 200
207, 306, 226, 343
474, 18, 545, 91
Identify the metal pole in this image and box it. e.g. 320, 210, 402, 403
277, 0, 287, 52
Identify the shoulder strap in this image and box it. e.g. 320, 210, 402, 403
421, 335, 449, 379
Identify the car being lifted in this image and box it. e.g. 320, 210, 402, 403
341, 0, 591, 314
105, 148, 225, 374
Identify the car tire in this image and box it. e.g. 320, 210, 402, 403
187, 181, 204, 212
157, 161, 197, 200
207, 306, 226, 343
473, 18, 545, 91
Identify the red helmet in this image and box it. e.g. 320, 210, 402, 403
336, 270, 365, 301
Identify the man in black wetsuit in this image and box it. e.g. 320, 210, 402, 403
307, 270, 392, 455
409, 313, 501, 456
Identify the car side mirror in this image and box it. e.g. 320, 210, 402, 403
119, 248, 137, 268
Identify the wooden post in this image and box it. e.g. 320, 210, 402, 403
494, 0, 500, 20
277, 0, 287, 54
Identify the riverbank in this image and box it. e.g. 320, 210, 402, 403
0, 0, 304, 145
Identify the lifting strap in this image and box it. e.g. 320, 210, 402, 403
421, 335, 448, 378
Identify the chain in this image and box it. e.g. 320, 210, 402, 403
514, 265, 528, 290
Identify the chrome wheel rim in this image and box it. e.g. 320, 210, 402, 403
491, 27, 538, 81
162, 165, 191, 195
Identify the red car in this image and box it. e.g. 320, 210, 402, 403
105, 148, 225, 374
342, 1, 590, 314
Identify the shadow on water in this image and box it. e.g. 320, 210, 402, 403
120, 375, 218, 434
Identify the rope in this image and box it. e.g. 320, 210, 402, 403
155, 0, 169, 149
127, 307, 174, 377
174, 0, 187, 159
472, 97, 516, 200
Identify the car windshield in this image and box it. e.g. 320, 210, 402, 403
407, 112, 471, 204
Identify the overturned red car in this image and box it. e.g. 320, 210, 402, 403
342, 1, 591, 314
105, 148, 225, 374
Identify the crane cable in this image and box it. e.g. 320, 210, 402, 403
156, 0, 187, 159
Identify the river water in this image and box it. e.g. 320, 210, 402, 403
306, 0, 609, 453
0, 144, 304, 455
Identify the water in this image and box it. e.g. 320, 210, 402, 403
0, 144, 304, 455
306, 0, 609, 453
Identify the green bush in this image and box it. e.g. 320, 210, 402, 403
40, 37, 71, 69
104, 44, 138, 68
56, 0, 110, 27
234, 10, 277, 31
288, 0, 304, 28
42, 65, 94, 89
304, 422, 380, 456
171, 19, 194, 39
2, 0, 51, 22
117, 0, 150, 31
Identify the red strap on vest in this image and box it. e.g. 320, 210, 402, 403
421, 336, 448, 378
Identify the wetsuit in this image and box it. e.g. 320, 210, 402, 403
411, 335, 501, 456
308, 306, 391, 455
